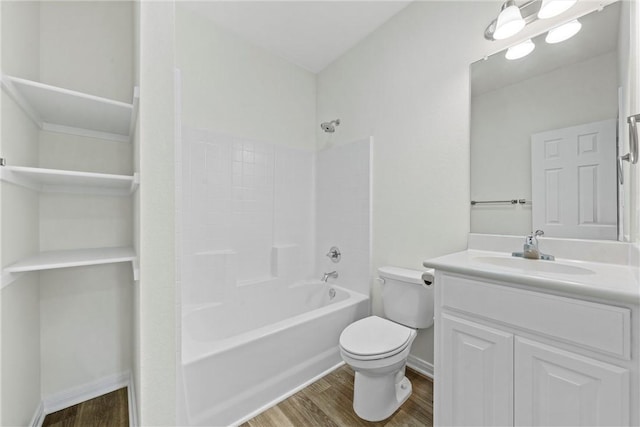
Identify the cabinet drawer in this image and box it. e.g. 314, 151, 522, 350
440, 274, 631, 359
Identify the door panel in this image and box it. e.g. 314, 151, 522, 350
515, 337, 629, 426
440, 314, 513, 426
532, 119, 617, 239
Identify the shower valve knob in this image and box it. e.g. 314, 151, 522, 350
326, 246, 341, 263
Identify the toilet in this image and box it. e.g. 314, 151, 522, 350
339, 266, 434, 422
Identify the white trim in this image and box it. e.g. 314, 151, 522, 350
41, 122, 130, 143
132, 258, 140, 281
1, 165, 138, 196
41, 371, 132, 417
230, 361, 346, 427
407, 354, 434, 379
127, 371, 138, 427
0, 74, 44, 128
128, 86, 140, 143
1, 270, 24, 289
29, 401, 45, 427
31, 372, 137, 426
1, 74, 135, 143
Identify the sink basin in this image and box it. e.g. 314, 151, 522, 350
473, 256, 595, 275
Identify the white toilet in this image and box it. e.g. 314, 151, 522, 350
339, 266, 434, 422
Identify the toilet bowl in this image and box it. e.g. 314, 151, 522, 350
339, 266, 434, 422
339, 315, 417, 421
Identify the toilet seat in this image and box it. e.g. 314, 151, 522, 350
339, 316, 414, 361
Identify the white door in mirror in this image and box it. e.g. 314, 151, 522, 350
531, 119, 617, 240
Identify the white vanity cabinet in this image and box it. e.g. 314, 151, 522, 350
434, 271, 636, 427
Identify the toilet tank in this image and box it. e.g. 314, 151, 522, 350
379, 266, 434, 329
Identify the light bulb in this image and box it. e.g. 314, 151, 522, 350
493, 1, 526, 40
505, 39, 535, 60
538, 0, 577, 19
545, 19, 582, 43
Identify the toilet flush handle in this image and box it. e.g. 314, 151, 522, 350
421, 272, 434, 287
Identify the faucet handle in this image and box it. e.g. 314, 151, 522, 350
526, 230, 544, 244
326, 246, 341, 263
533, 230, 545, 245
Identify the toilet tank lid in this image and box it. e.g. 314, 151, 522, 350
378, 266, 434, 285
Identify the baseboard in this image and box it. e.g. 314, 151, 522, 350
29, 401, 45, 427
35, 371, 138, 427
407, 355, 434, 379
127, 371, 139, 427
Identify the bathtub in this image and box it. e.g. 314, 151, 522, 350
180, 280, 369, 426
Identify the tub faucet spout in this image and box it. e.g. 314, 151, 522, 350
321, 271, 338, 282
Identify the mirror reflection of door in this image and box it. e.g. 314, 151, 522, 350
531, 120, 617, 239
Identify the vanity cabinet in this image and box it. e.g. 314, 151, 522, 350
434, 272, 635, 427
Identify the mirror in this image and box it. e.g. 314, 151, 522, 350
470, 1, 631, 240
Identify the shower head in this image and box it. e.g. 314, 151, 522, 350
321, 119, 340, 133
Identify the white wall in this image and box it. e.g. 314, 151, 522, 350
36, 1, 135, 399
316, 138, 371, 296
0, 2, 42, 425
316, 0, 501, 367
39, 265, 133, 396
132, 0, 142, 421
137, 1, 176, 424
39, 1, 133, 103
471, 52, 618, 235
176, 5, 316, 150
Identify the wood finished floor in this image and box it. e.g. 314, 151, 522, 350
42, 388, 128, 427
241, 365, 433, 427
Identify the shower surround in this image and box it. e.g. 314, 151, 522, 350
177, 127, 372, 425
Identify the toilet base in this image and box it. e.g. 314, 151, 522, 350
352, 368, 413, 422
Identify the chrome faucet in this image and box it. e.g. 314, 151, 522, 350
512, 230, 555, 261
321, 271, 338, 282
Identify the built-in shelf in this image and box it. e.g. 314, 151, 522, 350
1, 247, 139, 288
0, 165, 139, 196
1, 74, 139, 143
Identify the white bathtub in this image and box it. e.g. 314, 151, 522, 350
180, 280, 369, 426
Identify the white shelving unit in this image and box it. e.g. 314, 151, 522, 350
2, 247, 139, 288
1, 75, 140, 288
0, 165, 139, 196
1, 74, 138, 143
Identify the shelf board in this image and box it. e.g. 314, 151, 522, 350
1, 165, 139, 196
2, 247, 139, 288
1, 74, 138, 143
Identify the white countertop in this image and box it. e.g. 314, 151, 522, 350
424, 249, 640, 304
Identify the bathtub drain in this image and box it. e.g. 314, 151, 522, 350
329, 288, 336, 300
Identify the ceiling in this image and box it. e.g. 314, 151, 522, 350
178, 1, 413, 73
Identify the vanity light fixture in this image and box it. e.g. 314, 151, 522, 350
493, 0, 526, 40
505, 39, 536, 59
538, 0, 577, 19
485, 0, 578, 41
545, 19, 582, 43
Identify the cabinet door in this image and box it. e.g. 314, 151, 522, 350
515, 337, 629, 426
439, 314, 514, 426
